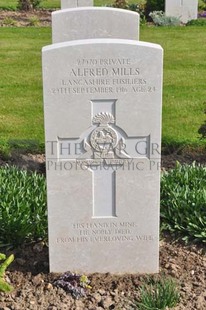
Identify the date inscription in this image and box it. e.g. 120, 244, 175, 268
50, 58, 157, 95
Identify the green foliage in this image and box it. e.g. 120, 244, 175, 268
0, 6, 16, 10
0, 165, 47, 247
32, 0, 41, 7
187, 18, 206, 26
149, 11, 181, 26
161, 162, 206, 243
199, 0, 206, 10
112, 0, 129, 9
17, 0, 42, 10
198, 121, 206, 138
80, 275, 92, 289
145, 0, 164, 17
2, 17, 17, 26
137, 276, 180, 310
0, 253, 14, 292
128, 2, 146, 25
111, 1, 146, 25
28, 16, 40, 26
0, 253, 14, 277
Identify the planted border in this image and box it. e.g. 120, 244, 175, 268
0, 165, 47, 247
161, 162, 206, 243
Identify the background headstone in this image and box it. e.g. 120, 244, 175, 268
42, 38, 163, 273
61, 0, 93, 9
165, 0, 198, 23
52, 8, 140, 43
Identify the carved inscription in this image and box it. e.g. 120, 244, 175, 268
50, 58, 156, 95
56, 221, 155, 243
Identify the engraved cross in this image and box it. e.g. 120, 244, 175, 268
58, 99, 150, 218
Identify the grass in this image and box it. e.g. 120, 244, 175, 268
0, 0, 142, 9
0, 0, 204, 9
0, 1, 206, 153
0, 0, 16, 10
140, 26, 206, 147
1, 26, 206, 154
137, 276, 180, 310
0, 0, 61, 9
0, 0, 148, 9
0, 27, 51, 154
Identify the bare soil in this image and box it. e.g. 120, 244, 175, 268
0, 149, 206, 309
1, 146, 206, 174
0, 9, 52, 27
0, 237, 205, 310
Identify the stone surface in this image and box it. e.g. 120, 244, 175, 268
52, 8, 139, 43
165, 0, 198, 23
42, 38, 163, 273
61, 0, 93, 9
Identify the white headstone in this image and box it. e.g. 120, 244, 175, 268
61, 0, 93, 9
165, 0, 198, 23
52, 8, 140, 43
42, 38, 163, 273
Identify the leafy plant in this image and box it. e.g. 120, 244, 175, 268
198, 121, 206, 138
17, 0, 42, 10
112, 0, 128, 9
161, 162, 206, 243
0, 165, 47, 247
128, 2, 146, 25
137, 276, 180, 310
0, 253, 14, 292
28, 16, 40, 26
149, 11, 181, 26
145, 0, 164, 18
199, 0, 206, 10
187, 18, 206, 26
32, 0, 41, 7
54, 272, 91, 299
111, 0, 146, 25
2, 17, 17, 26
